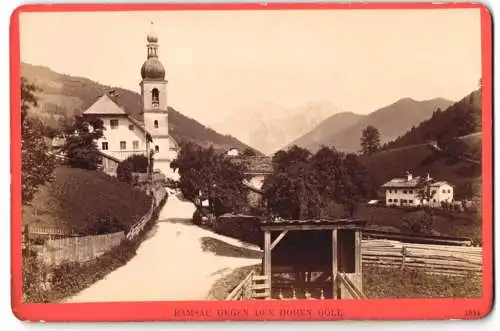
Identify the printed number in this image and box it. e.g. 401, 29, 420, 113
464, 309, 482, 319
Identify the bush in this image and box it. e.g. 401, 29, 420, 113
402, 212, 435, 235
117, 155, 149, 184
213, 214, 262, 245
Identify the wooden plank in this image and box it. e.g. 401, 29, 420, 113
264, 230, 271, 298
252, 291, 271, 298
261, 224, 361, 231
355, 230, 362, 274
252, 283, 270, 290
252, 275, 269, 281
270, 230, 288, 251
332, 229, 338, 299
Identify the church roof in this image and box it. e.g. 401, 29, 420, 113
83, 94, 128, 116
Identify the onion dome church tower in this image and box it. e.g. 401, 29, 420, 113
140, 23, 178, 179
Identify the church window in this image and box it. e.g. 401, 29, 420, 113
110, 119, 119, 129
101, 142, 108, 150
133, 141, 139, 150
155, 145, 160, 153
120, 141, 126, 150
152, 88, 159, 105
154, 120, 159, 129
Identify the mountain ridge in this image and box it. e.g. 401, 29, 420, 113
21, 62, 262, 154
287, 96, 454, 153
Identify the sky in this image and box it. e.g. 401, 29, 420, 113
19, 8, 482, 126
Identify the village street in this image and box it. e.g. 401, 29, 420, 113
66, 191, 261, 302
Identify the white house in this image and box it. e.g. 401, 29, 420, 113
382, 172, 454, 208
82, 25, 179, 179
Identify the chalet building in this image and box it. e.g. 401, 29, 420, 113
82, 25, 179, 178
382, 172, 454, 208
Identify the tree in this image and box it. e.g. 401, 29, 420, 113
242, 148, 257, 157
360, 125, 381, 155
340, 153, 368, 217
264, 146, 369, 220
62, 116, 104, 170
21, 77, 55, 204
117, 154, 149, 184
171, 142, 247, 216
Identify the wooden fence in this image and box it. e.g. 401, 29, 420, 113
26, 225, 78, 240
126, 198, 156, 240
37, 231, 125, 266
362, 239, 482, 277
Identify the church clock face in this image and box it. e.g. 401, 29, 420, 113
152, 103, 159, 109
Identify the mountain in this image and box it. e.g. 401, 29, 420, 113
289, 97, 454, 153
285, 111, 365, 151
361, 90, 483, 201
382, 90, 482, 150
21, 62, 261, 154
211, 101, 338, 155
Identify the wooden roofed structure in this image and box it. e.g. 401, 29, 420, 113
259, 217, 367, 299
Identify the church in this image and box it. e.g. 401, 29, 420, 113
82, 25, 179, 179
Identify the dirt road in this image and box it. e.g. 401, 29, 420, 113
67, 191, 261, 302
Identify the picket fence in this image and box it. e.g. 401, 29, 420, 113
361, 239, 482, 277
38, 231, 125, 266
32, 190, 164, 266
125, 198, 156, 240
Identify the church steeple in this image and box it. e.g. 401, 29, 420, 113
146, 22, 159, 58
141, 22, 165, 80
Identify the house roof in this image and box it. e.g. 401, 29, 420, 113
382, 176, 452, 189
83, 94, 128, 116
429, 181, 452, 187
382, 177, 422, 188
229, 156, 273, 174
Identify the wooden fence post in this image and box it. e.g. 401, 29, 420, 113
401, 246, 407, 270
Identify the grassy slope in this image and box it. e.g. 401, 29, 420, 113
361, 133, 482, 198
22, 167, 151, 235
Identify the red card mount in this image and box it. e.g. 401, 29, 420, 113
11, 2, 493, 322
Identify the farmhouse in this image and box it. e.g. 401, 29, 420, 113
82, 25, 179, 179
228, 156, 273, 207
382, 172, 454, 208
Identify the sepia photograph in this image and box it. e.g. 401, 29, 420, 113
13, 2, 492, 321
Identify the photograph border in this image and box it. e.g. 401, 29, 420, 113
10, 2, 493, 321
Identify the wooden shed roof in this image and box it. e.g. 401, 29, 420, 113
260, 217, 367, 231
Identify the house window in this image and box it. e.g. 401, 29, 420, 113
409, 200, 414, 204
155, 145, 160, 153
133, 141, 139, 150
403, 190, 407, 194
110, 119, 119, 129
431, 190, 436, 195
388, 199, 392, 203
101, 142, 108, 150
152, 88, 159, 105
120, 141, 126, 150
442, 189, 446, 194
154, 120, 159, 129
409, 190, 413, 194
128, 124, 134, 131
433, 199, 436, 203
